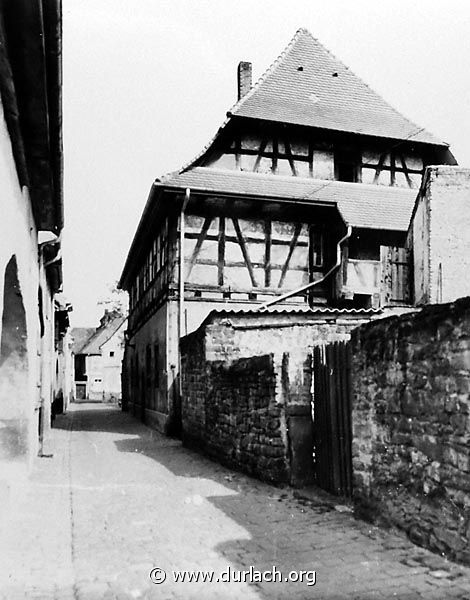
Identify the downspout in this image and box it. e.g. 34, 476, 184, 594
179, 188, 190, 339
177, 188, 190, 427
257, 224, 352, 311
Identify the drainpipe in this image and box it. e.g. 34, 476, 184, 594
179, 188, 190, 338
257, 225, 352, 311
177, 188, 190, 421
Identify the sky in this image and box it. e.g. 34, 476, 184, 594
63, 0, 470, 326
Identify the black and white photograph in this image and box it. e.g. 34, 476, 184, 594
1, 1, 470, 598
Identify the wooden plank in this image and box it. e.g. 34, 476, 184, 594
253, 138, 268, 172
272, 137, 278, 174
185, 216, 212, 279
312, 341, 353, 498
185, 231, 308, 247
333, 343, 344, 494
218, 216, 225, 286
329, 344, 341, 494
232, 218, 257, 287
278, 223, 301, 288
381, 246, 410, 304
344, 342, 353, 497
284, 138, 298, 176
226, 147, 312, 162
234, 134, 241, 169
373, 152, 386, 184
362, 164, 423, 175
264, 220, 271, 287
308, 141, 314, 177
398, 154, 414, 188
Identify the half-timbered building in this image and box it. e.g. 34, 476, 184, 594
119, 29, 456, 434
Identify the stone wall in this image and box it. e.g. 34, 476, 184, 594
205, 354, 287, 482
351, 297, 470, 564
181, 324, 290, 483
181, 308, 376, 484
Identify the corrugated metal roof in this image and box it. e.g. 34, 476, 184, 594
193, 305, 382, 332
209, 306, 381, 316
229, 28, 444, 145
160, 167, 416, 231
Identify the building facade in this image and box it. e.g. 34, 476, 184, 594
0, 0, 64, 479
119, 29, 456, 434
72, 312, 126, 402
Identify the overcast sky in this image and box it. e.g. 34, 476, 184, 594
63, 0, 470, 326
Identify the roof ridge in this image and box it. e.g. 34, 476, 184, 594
226, 28, 305, 119
159, 27, 444, 182
97, 317, 126, 350
166, 28, 311, 178
79, 316, 126, 355
233, 27, 440, 145
299, 29, 438, 144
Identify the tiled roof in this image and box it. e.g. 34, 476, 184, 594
71, 328, 96, 354
159, 167, 417, 231
79, 317, 126, 356
228, 28, 444, 145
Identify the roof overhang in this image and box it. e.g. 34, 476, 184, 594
0, 0, 63, 234
119, 167, 419, 289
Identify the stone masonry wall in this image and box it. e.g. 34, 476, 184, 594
205, 354, 288, 482
181, 310, 375, 484
351, 296, 470, 564
181, 325, 289, 482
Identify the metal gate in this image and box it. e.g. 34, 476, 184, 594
312, 341, 353, 497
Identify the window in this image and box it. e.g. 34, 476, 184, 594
310, 226, 324, 268
110, 351, 115, 357
335, 148, 360, 182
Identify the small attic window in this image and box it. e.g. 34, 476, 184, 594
332, 72, 338, 77
297, 66, 304, 71
335, 148, 360, 183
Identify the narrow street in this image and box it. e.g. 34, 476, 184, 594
2, 404, 470, 600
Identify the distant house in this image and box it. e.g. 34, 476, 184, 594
71, 311, 126, 402
52, 294, 74, 416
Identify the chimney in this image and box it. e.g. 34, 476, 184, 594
237, 61, 252, 100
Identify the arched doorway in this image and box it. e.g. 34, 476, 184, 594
0, 255, 29, 461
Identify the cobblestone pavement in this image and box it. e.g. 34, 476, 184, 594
1, 403, 470, 600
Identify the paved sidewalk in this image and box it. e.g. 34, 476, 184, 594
1, 403, 470, 599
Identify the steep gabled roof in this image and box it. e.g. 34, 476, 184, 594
78, 317, 126, 356
71, 327, 96, 354
228, 28, 444, 146
159, 167, 416, 231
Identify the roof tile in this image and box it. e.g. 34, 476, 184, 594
229, 28, 444, 145
78, 317, 126, 356
160, 167, 417, 231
